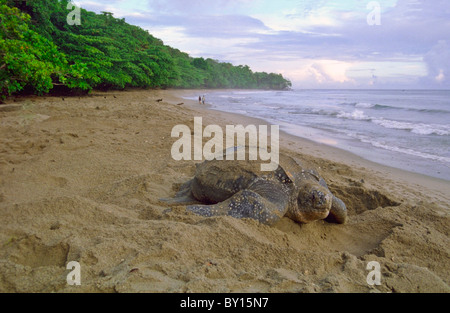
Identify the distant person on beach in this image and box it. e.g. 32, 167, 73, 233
202, 95, 205, 105
199, 96, 202, 104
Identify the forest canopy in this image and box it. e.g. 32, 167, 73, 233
0, 0, 292, 98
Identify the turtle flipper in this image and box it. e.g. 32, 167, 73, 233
187, 179, 290, 226
316, 178, 348, 224
159, 179, 198, 205
325, 196, 348, 224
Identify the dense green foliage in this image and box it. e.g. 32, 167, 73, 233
0, 2, 67, 95
1, 0, 291, 98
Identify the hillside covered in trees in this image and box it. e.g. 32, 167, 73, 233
0, 0, 292, 98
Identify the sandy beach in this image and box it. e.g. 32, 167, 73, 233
0, 89, 448, 293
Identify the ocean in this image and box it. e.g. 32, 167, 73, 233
187, 89, 450, 181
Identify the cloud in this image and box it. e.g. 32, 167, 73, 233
422, 40, 450, 86
246, 0, 450, 87
122, 13, 269, 59
75, 0, 450, 88
122, 10, 270, 39
145, 0, 252, 15
305, 60, 355, 86
435, 70, 445, 83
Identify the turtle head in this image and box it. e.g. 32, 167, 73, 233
287, 182, 333, 223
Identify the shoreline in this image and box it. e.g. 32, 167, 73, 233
0, 88, 448, 293
178, 88, 450, 181
166, 89, 450, 205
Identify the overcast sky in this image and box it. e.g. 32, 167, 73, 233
74, 0, 450, 89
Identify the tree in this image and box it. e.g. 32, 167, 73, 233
1, 0, 291, 97
0, 2, 67, 97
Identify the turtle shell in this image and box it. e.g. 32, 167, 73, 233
191, 148, 300, 204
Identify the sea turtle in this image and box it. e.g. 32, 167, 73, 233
162, 147, 347, 226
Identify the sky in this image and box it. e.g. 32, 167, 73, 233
73, 0, 450, 89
